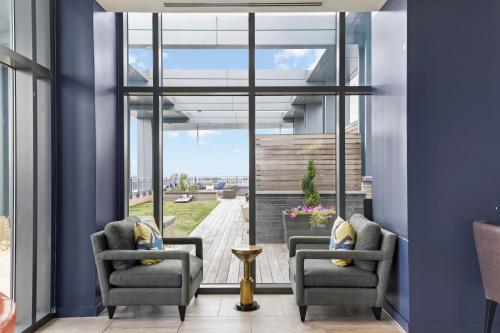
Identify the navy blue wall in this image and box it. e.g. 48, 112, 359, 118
406, 0, 500, 332
371, 0, 409, 329
56, 0, 120, 317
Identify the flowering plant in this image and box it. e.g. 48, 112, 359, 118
286, 205, 336, 227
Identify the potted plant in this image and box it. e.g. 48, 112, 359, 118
282, 160, 336, 246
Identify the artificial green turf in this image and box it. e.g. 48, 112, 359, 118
128, 200, 220, 236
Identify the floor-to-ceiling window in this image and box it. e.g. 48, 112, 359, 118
123, 11, 372, 288
0, 0, 54, 331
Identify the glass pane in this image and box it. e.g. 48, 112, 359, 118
256, 13, 336, 86
346, 12, 371, 86
0, 65, 12, 297
162, 95, 248, 284
162, 14, 248, 87
36, 0, 51, 67
255, 95, 336, 284
127, 13, 153, 86
14, 70, 34, 331
36, 78, 52, 320
128, 96, 154, 220
14, 0, 32, 59
0, 0, 11, 47
345, 95, 371, 219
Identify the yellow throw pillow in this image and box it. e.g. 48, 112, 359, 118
134, 217, 163, 266
329, 216, 356, 267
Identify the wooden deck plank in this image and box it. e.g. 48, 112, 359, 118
184, 197, 289, 284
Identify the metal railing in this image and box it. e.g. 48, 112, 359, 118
129, 177, 153, 198
131, 176, 249, 198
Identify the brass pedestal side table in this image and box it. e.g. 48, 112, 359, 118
231, 245, 263, 311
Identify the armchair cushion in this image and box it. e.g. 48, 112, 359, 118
109, 255, 202, 288
350, 214, 382, 272
289, 257, 378, 288
104, 217, 139, 270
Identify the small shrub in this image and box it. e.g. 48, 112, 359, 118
301, 160, 321, 207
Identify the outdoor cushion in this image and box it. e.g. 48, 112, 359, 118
104, 217, 140, 271
349, 214, 382, 272
109, 255, 203, 288
289, 257, 378, 288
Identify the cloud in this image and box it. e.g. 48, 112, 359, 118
274, 49, 310, 64
273, 48, 326, 71
129, 55, 138, 64
233, 149, 240, 153
187, 130, 221, 139
308, 49, 326, 70
167, 131, 180, 138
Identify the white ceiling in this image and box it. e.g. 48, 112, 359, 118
96, 0, 387, 13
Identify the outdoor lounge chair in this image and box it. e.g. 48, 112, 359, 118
90, 217, 203, 321
222, 186, 237, 199
288, 214, 396, 322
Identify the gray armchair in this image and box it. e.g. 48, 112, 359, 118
288, 214, 396, 322
90, 219, 203, 321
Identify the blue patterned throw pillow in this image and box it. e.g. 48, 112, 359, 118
134, 217, 163, 265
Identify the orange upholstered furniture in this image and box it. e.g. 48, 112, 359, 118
0, 292, 15, 333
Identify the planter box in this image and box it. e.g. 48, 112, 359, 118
282, 211, 333, 247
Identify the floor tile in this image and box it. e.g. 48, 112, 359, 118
218, 295, 284, 317
104, 317, 180, 333
179, 316, 251, 333
37, 317, 111, 333
35, 295, 403, 333
251, 317, 326, 333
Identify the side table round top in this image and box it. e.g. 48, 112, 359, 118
231, 245, 263, 256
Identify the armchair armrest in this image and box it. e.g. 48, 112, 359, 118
289, 236, 330, 257
97, 249, 189, 261
295, 249, 387, 262
163, 237, 203, 259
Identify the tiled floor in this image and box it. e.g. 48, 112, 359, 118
37, 295, 404, 333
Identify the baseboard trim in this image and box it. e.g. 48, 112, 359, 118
384, 301, 409, 332
56, 300, 104, 318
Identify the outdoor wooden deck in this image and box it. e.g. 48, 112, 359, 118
173, 197, 290, 284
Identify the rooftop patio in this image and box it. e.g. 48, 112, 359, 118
172, 197, 290, 284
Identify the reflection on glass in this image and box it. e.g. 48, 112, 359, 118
345, 95, 371, 219
256, 13, 337, 86
128, 96, 154, 219
0, 0, 11, 47
36, 79, 51, 320
36, 0, 51, 67
346, 12, 371, 86
162, 13, 248, 87
127, 13, 153, 86
0, 65, 11, 297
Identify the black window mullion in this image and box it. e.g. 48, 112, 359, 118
336, 12, 346, 219
152, 13, 163, 232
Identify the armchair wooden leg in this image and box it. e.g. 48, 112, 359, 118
178, 305, 186, 321
485, 299, 497, 333
107, 306, 116, 319
195, 289, 200, 298
299, 305, 307, 322
372, 307, 382, 321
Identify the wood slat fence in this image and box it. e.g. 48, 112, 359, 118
256, 133, 362, 192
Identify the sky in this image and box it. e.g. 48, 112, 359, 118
129, 48, 320, 178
